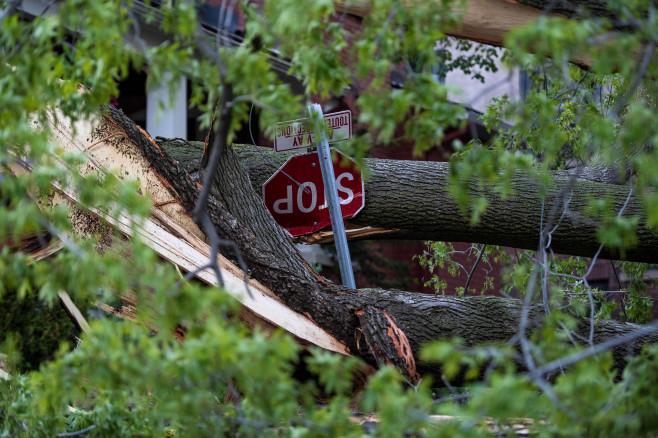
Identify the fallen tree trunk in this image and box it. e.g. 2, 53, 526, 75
352, 290, 658, 378
83, 108, 656, 381
337, 0, 621, 44
23, 103, 655, 384
161, 141, 658, 264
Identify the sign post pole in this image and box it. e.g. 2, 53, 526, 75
308, 103, 356, 289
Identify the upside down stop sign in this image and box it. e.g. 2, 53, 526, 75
262, 150, 364, 237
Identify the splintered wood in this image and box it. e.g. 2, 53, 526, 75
20, 110, 349, 355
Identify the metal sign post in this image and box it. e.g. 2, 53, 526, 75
308, 103, 356, 289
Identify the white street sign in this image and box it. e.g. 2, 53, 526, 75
274, 110, 352, 152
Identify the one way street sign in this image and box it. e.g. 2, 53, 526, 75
273, 110, 352, 152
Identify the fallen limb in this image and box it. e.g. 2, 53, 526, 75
57, 291, 90, 334
15, 111, 350, 355
163, 141, 658, 265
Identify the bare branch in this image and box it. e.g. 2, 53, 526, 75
247, 101, 310, 195
56, 425, 97, 438
463, 244, 486, 292
533, 321, 658, 377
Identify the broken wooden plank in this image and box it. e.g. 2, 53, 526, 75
293, 226, 399, 245
58, 291, 91, 333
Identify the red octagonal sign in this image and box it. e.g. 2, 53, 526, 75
263, 150, 364, 237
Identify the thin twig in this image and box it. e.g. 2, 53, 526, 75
37, 0, 58, 16
538, 200, 551, 315
192, 82, 253, 297
38, 217, 85, 258
441, 374, 459, 395
463, 244, 486, 293
433, 392, 470, 405
125, 4, 148, 52
533, 321, 658, 377
581, 186, 633, 344
518, 250, 575, 418
193, 82, 234, 287
56, 425, 97, 438
248, 101, 310, 194
83, 132, 127, 152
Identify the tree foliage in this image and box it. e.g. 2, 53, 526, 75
3, 0, 658, 436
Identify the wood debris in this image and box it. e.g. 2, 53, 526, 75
13, 110, 350, 355
57, 291, 91, 333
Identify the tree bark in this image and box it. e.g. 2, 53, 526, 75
110, 106, 419, 379
516, 0, 614, 21
162, 141, 658, 265
110, 110, 658, 382
345, 290, 658, 378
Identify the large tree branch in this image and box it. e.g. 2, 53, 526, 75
108, 105, 420, 379
345, 290, 658, 378
515, 0, 614, 21
162, 142, 658, 264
